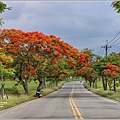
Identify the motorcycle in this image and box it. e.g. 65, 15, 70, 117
36, 90, 42, 98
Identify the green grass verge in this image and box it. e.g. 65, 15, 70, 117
0, 80, 70, 110
83, 81, 120, 102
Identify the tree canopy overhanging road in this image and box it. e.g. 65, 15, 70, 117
0, 1, 120, 119
0, 1, 120, 98
0, 81, 120, 119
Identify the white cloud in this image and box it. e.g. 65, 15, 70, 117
1, 1, 120, 56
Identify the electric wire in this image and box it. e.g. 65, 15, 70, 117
108, 31, 120, 44
106, 31, 120, 54
109, 36, 120, 46
97, 31, 120, 57
110, 41, 120, 46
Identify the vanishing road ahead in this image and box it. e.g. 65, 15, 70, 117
0, 81, 120, 119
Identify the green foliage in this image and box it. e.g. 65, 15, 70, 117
0, 53, 15, 79
107, 52, 120, 65
0, 1, 6, 13
112, 1, 120, 13
0, 1, 7, 26
2, 68, 15, 78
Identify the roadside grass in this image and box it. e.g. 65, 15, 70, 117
83, 80, 120, 102
2, 80, 38, 95
0, 79, 71, 110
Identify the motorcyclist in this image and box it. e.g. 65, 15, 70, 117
36, 88, 42, 98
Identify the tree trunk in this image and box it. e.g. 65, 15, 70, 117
108, 78, 112, 91
19, 74, 29, 95
1, 83, 4, 100
105, 76, 107, 90
1, 68, 4, 100
25, 78, 29, 95
93, 81, 95, 88
43, 77, 46, 88
94, 77, 97, 89
102, 76, 107, 90
18, 62, 29, 95
19, 78, 29, 95
113, 78, 116, 92
85, 78, 88, 83
37, 78, 43, 90
56, 80, 59, 86
89, 79, 92, 88
89, 77, 93, 88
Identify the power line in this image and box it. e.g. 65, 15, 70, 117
109, 36, 120, 46
97, 31, 120, 57
108, 31, 120, 44
110, 41, 120, 46
98, 46, 105, 57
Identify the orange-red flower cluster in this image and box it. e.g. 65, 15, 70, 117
103, 63, 119, 76
77, 52, 91, 67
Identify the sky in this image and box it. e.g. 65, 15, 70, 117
1, 1, 120, 56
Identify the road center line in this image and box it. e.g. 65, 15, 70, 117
69, 84, 83, 119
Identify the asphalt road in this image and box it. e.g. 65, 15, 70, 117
0, 81, 120, 119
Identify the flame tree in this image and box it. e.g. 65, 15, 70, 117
0, 29, 86, 95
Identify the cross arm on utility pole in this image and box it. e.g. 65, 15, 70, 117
101, 40, 112, 58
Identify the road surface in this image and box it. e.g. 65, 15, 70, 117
0, 81, 120, 119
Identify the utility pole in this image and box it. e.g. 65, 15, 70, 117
101, 40, 112, 58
